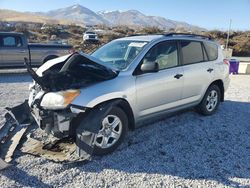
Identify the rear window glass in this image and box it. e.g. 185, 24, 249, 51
180, 41, 204, 65
204, 42, 218, 61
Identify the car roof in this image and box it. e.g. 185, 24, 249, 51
115, 34, 216, 44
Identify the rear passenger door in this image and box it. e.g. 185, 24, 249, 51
180, 40, 215, 104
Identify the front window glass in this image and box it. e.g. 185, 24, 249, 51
143, 41, 178, 70
92, 40, 148, 70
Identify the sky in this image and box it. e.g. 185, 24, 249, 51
0, 0, 250, 30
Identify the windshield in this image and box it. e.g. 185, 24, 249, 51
91, 40, 148, 70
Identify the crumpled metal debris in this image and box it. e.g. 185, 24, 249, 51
0, 101, 94, 167
0, 105, 30, 170
0, 158, 10, 170
21, 135, 91, 162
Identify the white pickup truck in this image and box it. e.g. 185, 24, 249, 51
0, 32, 73, 67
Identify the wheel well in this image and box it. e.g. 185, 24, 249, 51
116, 99, 135, 130
210, 80, 224, 101
94, 99, 135, 131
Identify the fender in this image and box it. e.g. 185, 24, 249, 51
75, 92, 128, 108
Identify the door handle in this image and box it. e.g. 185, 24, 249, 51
207, 68, 214, 73
174, 74, 183, 79
19, 50, 26, 53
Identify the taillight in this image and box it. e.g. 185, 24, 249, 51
223, 59, 230, 66
68, 49, 75, 54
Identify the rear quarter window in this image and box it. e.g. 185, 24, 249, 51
180, 41, 204, 65
204, 42, 218, 61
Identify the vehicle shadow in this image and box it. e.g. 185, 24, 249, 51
70, 100, 250, 187
0, 165, 51, 188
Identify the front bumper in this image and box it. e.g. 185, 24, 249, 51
0, 101, 31, 169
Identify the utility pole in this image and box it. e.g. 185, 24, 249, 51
225, 19, 232, 50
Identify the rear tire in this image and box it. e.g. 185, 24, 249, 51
93, 106, 128, 156
196, 84, 221, 116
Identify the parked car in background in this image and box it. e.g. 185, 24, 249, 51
83, 31, 99, 43
25, 33, 230, 156
0, 32, 73, 67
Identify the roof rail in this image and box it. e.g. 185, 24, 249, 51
165, 32, 213, 40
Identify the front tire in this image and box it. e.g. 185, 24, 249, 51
197, 84, 221, 116
93, 106, 128, 156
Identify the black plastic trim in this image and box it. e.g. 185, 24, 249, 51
165, 33, 213, 40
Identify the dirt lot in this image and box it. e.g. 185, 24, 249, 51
0, 74, 249, 188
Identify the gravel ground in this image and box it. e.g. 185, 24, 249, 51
0, 74, 250, 188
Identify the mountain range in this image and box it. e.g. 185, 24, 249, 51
0, 4, 204, 31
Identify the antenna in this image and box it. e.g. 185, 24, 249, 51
225, 19, 232, 50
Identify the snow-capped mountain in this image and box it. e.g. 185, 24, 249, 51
98, 9, 202, 30
37, 4, 109, 26
1, 4, 204, 31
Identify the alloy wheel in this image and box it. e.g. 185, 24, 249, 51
206, 90, 218, 112
95, 115, 122, 149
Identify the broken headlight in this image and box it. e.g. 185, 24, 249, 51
40, 90, 80, 110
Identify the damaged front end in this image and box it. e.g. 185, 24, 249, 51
0, 52, 118, 169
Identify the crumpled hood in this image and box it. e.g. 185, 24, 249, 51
26, 52, 118, 92
36, 52, 116, 77
36, 54, 71, 77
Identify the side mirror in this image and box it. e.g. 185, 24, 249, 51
140, 60, 159, 73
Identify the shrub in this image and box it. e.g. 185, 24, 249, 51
68, 25, 84, 35
139, 27, 163, 34
42, 25, 60, 36
15, 24, 29, 36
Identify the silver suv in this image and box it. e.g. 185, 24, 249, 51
27, 33, 230, 156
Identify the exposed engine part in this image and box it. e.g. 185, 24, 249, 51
31, 107, 75, 139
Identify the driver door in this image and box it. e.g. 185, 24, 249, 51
135, 41, 184, 118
